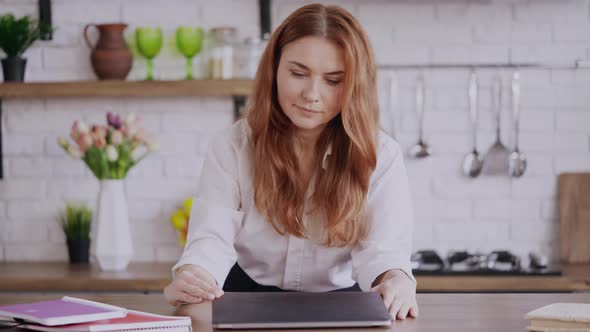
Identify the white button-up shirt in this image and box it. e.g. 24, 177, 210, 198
172, 119, 415, 292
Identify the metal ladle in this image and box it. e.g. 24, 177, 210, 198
462, 70, 483, 178
408, 75, 431, 158
509, 70, 527, 178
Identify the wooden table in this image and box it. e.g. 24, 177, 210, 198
2, 293, 590, 331
1, 262, 590, 293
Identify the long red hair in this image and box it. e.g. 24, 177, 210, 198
245, 4, 379, 247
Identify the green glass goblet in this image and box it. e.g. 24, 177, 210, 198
176, 26, 204, 80
135, 27, 163, 80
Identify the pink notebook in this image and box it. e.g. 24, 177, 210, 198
0, 297, 126, 326
19, 310, 192, 332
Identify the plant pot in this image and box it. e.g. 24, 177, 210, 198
66, 239, 90, 264
1, 57, 27, 82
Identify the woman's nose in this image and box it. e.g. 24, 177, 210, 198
302, 80, 320, 103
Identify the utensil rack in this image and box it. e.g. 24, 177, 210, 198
378, 61, 589, 70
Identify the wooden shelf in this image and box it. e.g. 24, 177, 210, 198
0, 79, 253, 179
0, 79, 254, 98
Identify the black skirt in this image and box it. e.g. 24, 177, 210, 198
222, 263, 362, 292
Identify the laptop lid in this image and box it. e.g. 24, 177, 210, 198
212, 292, 392, 329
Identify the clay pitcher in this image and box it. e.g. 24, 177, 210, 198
84, 23, 132, 80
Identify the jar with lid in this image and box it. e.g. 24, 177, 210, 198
234, 36, 267, 79
205, 27, 237, 80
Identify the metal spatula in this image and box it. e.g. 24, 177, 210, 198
482, 76, 510, 175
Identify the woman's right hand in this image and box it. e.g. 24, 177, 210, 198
164, 264, 224, 306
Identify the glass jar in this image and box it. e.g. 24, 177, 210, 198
234, 36, 267, 79
206, 27, 237, 80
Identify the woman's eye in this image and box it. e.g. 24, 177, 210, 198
290, 71, 340, 85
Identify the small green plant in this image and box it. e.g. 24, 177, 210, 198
59, 202, 92, 241
0, 14, 52, 58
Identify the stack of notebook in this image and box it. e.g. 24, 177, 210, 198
0, 297, 192, 332
525, 302, 590, 332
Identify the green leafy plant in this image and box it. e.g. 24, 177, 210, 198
0, 14, 52, 58
59, 202, 92, 241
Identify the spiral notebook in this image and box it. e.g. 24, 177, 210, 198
0, 297, 126, 326
17, 310, 192, 332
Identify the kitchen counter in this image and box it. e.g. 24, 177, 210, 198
2, 293, 590, 331
0, 263, 171, 292
0, 262, 589, 293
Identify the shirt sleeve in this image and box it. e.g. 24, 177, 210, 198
351, 137, 416, 292
171, 130, 244, 287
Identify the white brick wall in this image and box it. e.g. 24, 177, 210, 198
1, 0, 589, 263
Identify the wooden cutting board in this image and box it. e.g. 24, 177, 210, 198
559, 173, 590, 263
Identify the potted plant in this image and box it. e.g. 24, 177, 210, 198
58, 202, 92, 264
0, 14, 52, 81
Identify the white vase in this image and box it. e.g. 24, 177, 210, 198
91, 179, 134, 271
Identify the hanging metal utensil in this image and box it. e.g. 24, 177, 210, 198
408, 75, 431, 158
462, 69, 483, 178
482, 75, 510, 175
509, 70, 527, 178
388, 71, 399, 140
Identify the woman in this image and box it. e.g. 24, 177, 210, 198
164, 3, 418, 320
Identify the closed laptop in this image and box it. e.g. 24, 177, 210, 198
212, 292, 391, 329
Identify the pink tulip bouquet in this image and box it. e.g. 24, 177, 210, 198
57, 112, 158, 179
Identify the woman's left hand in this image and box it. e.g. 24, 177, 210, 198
370, 269, 418, 320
